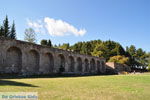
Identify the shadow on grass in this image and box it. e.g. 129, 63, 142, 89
0, 73, 116, 80
0, 79, 39, 87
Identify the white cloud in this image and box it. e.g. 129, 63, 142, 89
27, 17, 86, 36
27, 19, 44, 33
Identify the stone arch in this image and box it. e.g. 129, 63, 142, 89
6, 46, 22, 73
27, 50, 39, 73
58, 54, 65, 71
43, 52, 54, 73
90, 58, 96, 72
68, 56, 75, 72
97, 60, 101, 73
84, 59, 89, 72
77, 57, 82, 72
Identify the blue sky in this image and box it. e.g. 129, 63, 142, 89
0, 0, 150, 51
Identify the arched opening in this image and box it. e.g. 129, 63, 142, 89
68, 56, 75, 72
77, 57, 82, 72
27, 50, 39, 73
101, 61, 105, 73
6, 47, 22, 73
97, 60, 100, 73
90, 58, 96, 72
43, 53, 54, 73
84, 59, 89, 72
58, 54, 65, 72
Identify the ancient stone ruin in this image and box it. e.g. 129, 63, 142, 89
0, 37, 106, 75
105, 62, 131, 74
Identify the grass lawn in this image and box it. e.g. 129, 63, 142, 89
0, 73, 150, 100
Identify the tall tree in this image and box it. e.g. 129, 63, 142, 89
0, 26, 4, 36
126, 45, 136, 57
24, 28, 36, 43
135, 48, 148, 67
10, 21, 16, 39
47, 39, 52, 47
3, 15, 10, 37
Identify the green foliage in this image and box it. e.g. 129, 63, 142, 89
72, 42, 83, 53
24, 28, 36, 43
58, 43, 70, 50
70, 40, 102, 54
40, 39, 47, 46
3, 15, 10, 37
126, 45, 136, 57
0, 26, 4, 36
0, 16, 16, 39
126, 45, 149, 68
47, 40, 52, 47
91, 43, 108, 58
91, 40, 126, 60
54, 38, 149, 70
40, 39, 52, 47
108, 55, 129, 64
10, 21, 16, 39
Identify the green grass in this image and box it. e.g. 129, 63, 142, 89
0, 73, 150, 100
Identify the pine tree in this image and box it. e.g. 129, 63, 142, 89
47, 39, 52, 47
10, 21, 16, 39
3, 15, 10, 37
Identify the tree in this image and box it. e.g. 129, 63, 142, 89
113, 44, 126, 55
108, 55, 129, 64
126, 45, 149, 69
135, 48, 148, 67
91, 43, 109, 59
0, 26, 4, 36
126, 45, 136, 57
0, 16, 17, 39
72, 42, 83, 53
125, 45, 137, 67
3, 15, 10, 37
47, 39, 52, 47
10, 21, 16, 39
40, 39, 47, 46
40, 39, 52, 47
80, 42, 92, 55
53, 44, 58, 48
59, 43, 70, 50
24, 28, 36, 43
91, 40, 126, 61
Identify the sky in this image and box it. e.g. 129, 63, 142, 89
0, 0, 150, 51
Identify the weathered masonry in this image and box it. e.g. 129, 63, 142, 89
0, 37, 106, 75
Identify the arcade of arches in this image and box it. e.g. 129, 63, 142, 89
0, 37, 106, 75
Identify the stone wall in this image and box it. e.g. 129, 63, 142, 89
106, 62, 131, 74
0, 37, 106, 75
